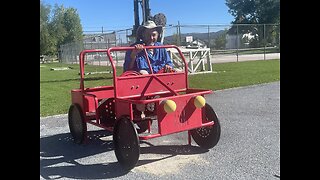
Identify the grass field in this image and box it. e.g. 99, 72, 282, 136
40, 59, 280, 117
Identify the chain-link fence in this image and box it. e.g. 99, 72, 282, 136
162, 23, 280, 61
59, 23, 279, 65
59, 32, 117, 64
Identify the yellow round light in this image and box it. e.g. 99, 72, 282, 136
194, 96, 206, 108
163, 99, 176, 113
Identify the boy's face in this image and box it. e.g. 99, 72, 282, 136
142, 28, 159, 45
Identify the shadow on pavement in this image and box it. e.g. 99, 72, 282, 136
136, 141, 209, 167
40, 130, 208, 179
40, 130, 128, 179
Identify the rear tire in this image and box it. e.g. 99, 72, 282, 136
68, 104, 87, 144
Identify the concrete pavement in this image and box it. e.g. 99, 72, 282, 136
40, 81, 280, 180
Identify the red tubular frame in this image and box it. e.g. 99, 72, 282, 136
76, 45, 213, 140
79, 45, 189, 95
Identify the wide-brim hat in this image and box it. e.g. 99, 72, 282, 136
136, 20, 163, 40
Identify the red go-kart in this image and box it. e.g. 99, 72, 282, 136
68, 45, 221, 170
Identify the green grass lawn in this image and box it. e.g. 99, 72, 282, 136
40, 59, 280, 117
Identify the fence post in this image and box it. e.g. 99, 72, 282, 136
236, 24, 239, 62
177, 21, 181, 46
208, 25, 210, 49
115, 33, 118, 64
264, 24, 266, 60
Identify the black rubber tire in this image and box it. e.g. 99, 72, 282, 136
190, 103, 221, 149
113, 116, 140, 171
68, 104, 87, 144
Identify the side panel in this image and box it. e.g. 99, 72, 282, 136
115, 100, 132, 119
71, 89, 84, 112
116, 73, 186, 98
71, 87, 115, 114
157, 95, 203, 135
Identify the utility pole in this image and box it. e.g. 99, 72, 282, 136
177, 21, 181, 46
131, 0, 151, 41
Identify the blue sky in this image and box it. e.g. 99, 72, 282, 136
42, 0, 234, 32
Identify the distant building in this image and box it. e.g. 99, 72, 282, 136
83, 32, 117, 49
225, 34, 240, 49
186, 39, 207, 49
185, 36, 193, 43
226, 33, 258, 49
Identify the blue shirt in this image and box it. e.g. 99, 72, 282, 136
123, 42, 173, 74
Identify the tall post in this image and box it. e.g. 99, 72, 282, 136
208, 25, 210, 49
141, 0, 146, 23
236, 24, 239, 62
278, 24, 280, 51
132, 0, 140, 40
126, 29, 128, 44
177, 21, 181, 46
144, 0, 151, 21
115, 33, 118, 64
176, 22, 180, 46
161, 27, 165, 44
263, 24, 266, 60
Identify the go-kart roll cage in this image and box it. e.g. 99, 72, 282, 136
78, 45, 189, 98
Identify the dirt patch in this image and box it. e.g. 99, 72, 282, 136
133, 153, 208, 176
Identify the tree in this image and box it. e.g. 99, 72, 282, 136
40, 1, 53, 55
226, 0, 279, 24
40, 1, 83, 56
63, 8, 83, 44
49, 4, 68, 54
213, 29, 228, 50
225, 0, 280, 47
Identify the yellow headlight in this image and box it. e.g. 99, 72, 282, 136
194, 95, 206, 108
162, 99, 176, 113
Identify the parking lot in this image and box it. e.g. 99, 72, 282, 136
40, 81, 280, 180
